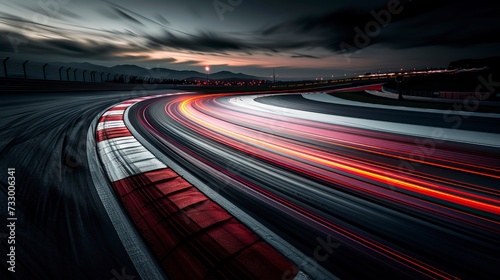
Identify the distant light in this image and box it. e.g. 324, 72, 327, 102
205, 66, 210, 72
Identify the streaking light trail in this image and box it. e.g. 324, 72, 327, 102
128, 88, 500, 279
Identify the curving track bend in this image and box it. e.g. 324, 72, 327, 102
0, 90, 175, 279
1, 87, 499, 280
126, 90, 500, 279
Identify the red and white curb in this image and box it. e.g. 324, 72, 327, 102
95, 94, 300, 279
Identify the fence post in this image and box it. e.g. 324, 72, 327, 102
3, 57, 9, 78
66, 67, 71, 81
23, 60, 28, 79
83, 70, 86, 82
73, 68, 78, 81
59, 66, 63, 80
43, 64, 48, 80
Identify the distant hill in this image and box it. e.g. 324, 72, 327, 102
209, 71, 260, 80
49, 62, 263, 81
109, 64, 147, 74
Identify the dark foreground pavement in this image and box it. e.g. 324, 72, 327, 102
0, 90, 174, 279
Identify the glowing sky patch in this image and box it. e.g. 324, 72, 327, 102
0, 0, 499, 78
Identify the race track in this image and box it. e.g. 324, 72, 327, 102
127, 91, 500, 279
1, 87, 499, 279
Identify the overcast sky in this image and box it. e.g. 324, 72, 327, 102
0, 0, 499, 79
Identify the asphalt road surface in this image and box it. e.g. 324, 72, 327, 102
1, 88, 499, 280
0, 90, 175, 280
128, 92, 500, 279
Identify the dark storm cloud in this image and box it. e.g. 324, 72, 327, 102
0, 13, 137, 40
154, 14, 170, 25
0, 14, 60, 33
104, 1, 171, 30
377, 1, 500, 49
290, 54, 321, 59
0, 30, 16, 51
17, 2, 82, 20
0, 27, 141, 60
111, 7, 145, 26
259, 0, 500, 53
127, 0, 500, 56
44, 39, 126, 56
1, 0, 499, 75
148, 31, 245, 51
144, 31, 313, 53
